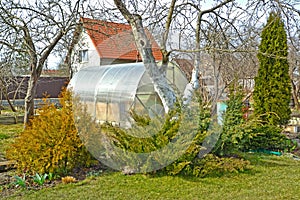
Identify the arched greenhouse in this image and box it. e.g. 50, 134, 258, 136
68, 62, 188, 127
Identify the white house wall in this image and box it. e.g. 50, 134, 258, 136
71, 29, 101, 73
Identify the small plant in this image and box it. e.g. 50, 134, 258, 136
61, 176, 76, 184
48, 172, 54, 181
33, 173, 48, 186
13, 174, 26, 188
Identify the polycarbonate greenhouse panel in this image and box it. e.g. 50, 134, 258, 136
165, 62, 189, 93
68, 62, 188, 126
71, 64, 144, 98
69, 63, 144, 124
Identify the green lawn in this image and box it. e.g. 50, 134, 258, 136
0, 124, 23, 161
4, 154, 300, 200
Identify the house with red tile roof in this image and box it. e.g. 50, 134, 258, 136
71, 18, 162, 72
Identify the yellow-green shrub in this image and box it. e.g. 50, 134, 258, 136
6, 89, 94, 175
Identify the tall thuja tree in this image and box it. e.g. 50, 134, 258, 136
253, 12, 291, 126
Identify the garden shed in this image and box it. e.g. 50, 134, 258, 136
68, 62, 188, 127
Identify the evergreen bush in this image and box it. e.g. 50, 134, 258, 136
241, 121, 295, 152
213, 81, 294, 155
6, 89, 95, 175
98, 97, 251, 176
214, 82, 246, 156
189, 154, 251, 177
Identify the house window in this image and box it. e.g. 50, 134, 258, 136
79, 50, 88, 63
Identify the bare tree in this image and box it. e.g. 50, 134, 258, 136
289, 37, 300, 110
111, 0, 246, 111
0, 65, 17, 112
0, 48, 28, 112
0, 0, 84, 124
1, 0, 297, 123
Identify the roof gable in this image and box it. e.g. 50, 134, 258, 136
80, 18, 162, 61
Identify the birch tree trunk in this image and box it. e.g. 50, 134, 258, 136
182, 13, 201, 106
182, 0, 233, 105
114, 0, 176, 113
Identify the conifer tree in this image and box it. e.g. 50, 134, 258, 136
253, 12, 291, 126
214, 82, 245, 155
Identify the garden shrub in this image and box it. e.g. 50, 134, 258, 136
6, 89, 95, 175
213, 82, 246, 156
96, 96, 254, 177
241, 122, 295, 152
213, 81, 295, 156
163, 103, 211, 176
215, 114, 295, 154
98, 97, 229, 176
99, 104, 198, 173
187, 154, 251, 177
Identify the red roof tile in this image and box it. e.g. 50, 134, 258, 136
81, 18, 162, 61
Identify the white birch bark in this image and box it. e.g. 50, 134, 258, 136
183, 0, 233, 105
182, 12, 201, 106
182, 58, 200, 106
114, 0, 176, 113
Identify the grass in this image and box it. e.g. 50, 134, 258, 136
1, 123, 299, 199
3, 154, 300, 200
0, 124, 23, 160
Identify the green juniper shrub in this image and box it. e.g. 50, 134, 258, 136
213, 79, 295, 156
129, 109, 151, 126
163, 102, 211, 176
189, 154, 252, 178
217, 113, 296, 154
96, 98, 212, 175
99, 104, 186, 173
98, 96, 251, 177
241, 121, 295, 153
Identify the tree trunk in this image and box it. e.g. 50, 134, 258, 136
0, 77, 17, 112
114, 0, 176, 113
182, 56, 200, 105
63, 23, 83, 79
5, 94, 17, 112
159, 0, 176, 75
183, 13, 201, 105
24, 73, 38, 125
291, 80, 300, 110
130, 16, 176, 113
